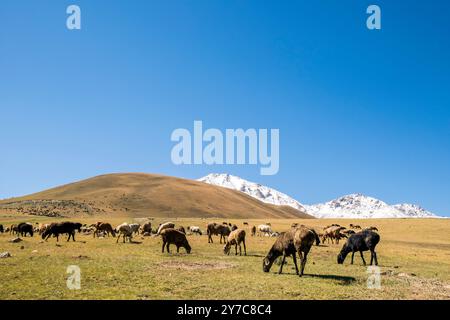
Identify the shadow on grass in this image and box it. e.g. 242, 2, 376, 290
272, 272, 356, 285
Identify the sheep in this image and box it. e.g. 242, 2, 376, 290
207, 223, 231, 244
177, 226, 186, 234
157, 222, 175, 235
10, 224, 18, 235
322, 226, 346, 244
0, 224, 3, 233
160, 228, 191, 254
349, 224, 362, 229
243, 222, 249, 226
262, 226, 318, 276
291, 223, 298, 228
251, 226, 256, 236
364, 226, 379, 232
337, 230, 380, 265
42, 222, 82, 242
187, 226, 202, 235
257, 224, 272, 237
223, 229, 246, 256
17, 222, 34, 237
231, 224, 238, 231
140, 222, 152, 234
94, 222, 116, 238
115, 223, 133, 243
129, 223, 140, 235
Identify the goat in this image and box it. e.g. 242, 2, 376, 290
94, 222, 116, 238
337, 230, 380, 265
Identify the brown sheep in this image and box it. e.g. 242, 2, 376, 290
251, 225, 256, 236
223, 229, 246, 256
177, 226, 186, 234
160, 228, 191, 254
207, 223, 231, 244
94, 222, 116, 238
140, 222, 152, 234
322, 226, 346, 244
263, 226, 318, 276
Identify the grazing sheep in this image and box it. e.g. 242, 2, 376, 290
207, 223, 231, 244
349, 224, 362, 229
115, 223, 133, 243
10, 224, 18, 235
258, 224, 272, 237
0, 224, 4, 233
140, 222, 152, 234
160, 228, 191, 254
337, 230, 380, 265
262, 226, 318, 276
157, 222, 175, 235
231, 224, 238, 231
17, 222, 34, 237
94, 222, 116, 238
322, 226, 346, 244
42, 222, 82, 242
342, 229, 356, 236
177, 226, 186, 234
251, 226, 256, 236
129, 223, 140, 235
223, 229, 246, 256
188, 226, 202, 235
243, 222, 249, 226
364, 226, 379, 232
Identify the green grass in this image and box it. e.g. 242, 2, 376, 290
0, 216, 449, 300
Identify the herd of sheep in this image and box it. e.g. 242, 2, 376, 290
0, 221, 380, 277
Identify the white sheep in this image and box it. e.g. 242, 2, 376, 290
116, 223, 133, 243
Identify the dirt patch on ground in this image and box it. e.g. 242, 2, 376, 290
159, 261, 236, 270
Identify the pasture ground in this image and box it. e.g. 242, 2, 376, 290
0, 215, 449, 300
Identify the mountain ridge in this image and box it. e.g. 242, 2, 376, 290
198, 173, 439, 219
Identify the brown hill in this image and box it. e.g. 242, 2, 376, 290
0, 173, 314, 219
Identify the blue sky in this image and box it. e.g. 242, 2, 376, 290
1, 1, 449, 216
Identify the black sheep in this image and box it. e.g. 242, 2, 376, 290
17, 222, 34, 237
42, 222, 82, 242
337, 230, 380, 265
0, 224, 4, 233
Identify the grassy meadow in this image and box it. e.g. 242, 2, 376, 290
0, 215, 449, 300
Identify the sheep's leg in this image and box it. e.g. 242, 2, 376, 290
300, 251, 309, 276
370, 251, 374, 265
278, 254, 287, 274
351, 251, 355, 264
243, 240, 247, 256
292, 252, 299, 275
161, 241, 165, 252
359, 251, 366, 265
373, 251, 378, 266
116, 234, 120, 243
167, 244, 171, 253
177, 246, 180, 253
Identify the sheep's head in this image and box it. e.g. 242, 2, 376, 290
262, 257, 274, 272
337, 245, 349, 264
223, 243, 231, 255
185, 242, 192, 254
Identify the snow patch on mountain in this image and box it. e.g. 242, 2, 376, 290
198, 173, 307, 212
198, 174, 439, 219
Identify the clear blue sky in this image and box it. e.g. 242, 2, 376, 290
1, 1, 449, 216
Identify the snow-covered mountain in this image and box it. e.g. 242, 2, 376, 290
305, 194, 437, 219
198, 174, 439, 219
198, 173, 307, 212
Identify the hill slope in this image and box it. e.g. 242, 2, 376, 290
0, 173, 313, 219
